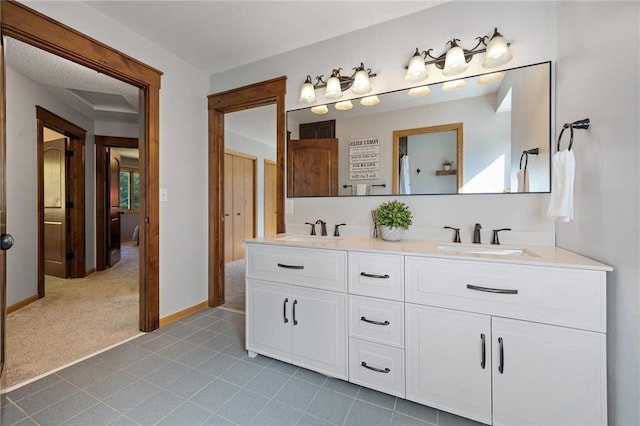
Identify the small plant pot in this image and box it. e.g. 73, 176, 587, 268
443, 164, 452, 171
380, 226, 404, 241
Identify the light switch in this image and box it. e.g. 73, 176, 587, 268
160, 188, 168, 202
286, 199, 293, 214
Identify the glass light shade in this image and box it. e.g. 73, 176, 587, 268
408, 86, 431, 97
443, 46, 469, 76
335, 100, 353, 111
324, 76, 343, 99
360, 95, 380, 106
310, 105, 329, 115
351, 70, 372, 95
477, 72, 505, 85
483, 35, 513, 68
405, 53, 428, 83
442, 79, 466, 92
299, 81, 316, 103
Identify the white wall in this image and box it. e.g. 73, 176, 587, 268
210, 1, 557, 247
6, 65, 95, 304
25, 1, 210, 317
555, 2, 640, 425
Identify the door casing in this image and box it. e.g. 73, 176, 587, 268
1, 1, 162, 332
207, 77, 286, 307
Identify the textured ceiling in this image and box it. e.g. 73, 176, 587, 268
85, 1, 442, 74
5, 37, 139, 123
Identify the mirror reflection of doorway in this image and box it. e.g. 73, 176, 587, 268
222, 105, 277, 313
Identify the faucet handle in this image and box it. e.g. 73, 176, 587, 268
305, 222, 317, 236
334, 223, 346, 237
444, 226, 461, 243
491, 228, 512, 245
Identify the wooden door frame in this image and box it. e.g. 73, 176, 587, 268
95, 136, 139, 272
1, 1, 162, 331
37, 106, 86, 296
208, 77, 286, 306
264, 159, 277, 236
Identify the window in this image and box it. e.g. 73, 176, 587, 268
119, 169, 139, 210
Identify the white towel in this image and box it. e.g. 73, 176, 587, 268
356, 184, 369, 196
517, 169, 529, 192
399, 155, 411, 195
547, 150, 575, 222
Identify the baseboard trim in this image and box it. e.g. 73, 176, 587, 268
85, 268, 96, 276
159, 301, 209, 327
7, 294, 40, 314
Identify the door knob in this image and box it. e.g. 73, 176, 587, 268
1, 234, 14, 250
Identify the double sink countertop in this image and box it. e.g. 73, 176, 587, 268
246, 234, 613, 272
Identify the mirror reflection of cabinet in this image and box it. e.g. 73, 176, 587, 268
392, 123, 463, 194
300, 120, 335, 139
287, 138, 339, 197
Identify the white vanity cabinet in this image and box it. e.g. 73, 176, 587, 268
405, 256, 607, 426
246, 245, 348, 379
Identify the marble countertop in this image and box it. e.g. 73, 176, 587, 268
246, 234, 613, 272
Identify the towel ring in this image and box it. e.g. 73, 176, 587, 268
519, 152, 528, 170
557, 118, 590, 151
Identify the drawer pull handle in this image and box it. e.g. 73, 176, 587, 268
498, 337, 504, 374
360, 272, 390, 279
283, 298, 289, 324
293, 299, 298, 325
466, 284, 518, 295
277, 263, 304, 270
360, 316, 390, 326
361, 362, 390, 374
480, 333, 486, 369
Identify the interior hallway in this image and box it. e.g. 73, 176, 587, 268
2, 243, 140, 390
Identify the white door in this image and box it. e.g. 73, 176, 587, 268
291, 287, 347, 379
406, 304, 492, 424
492, 317, 607, 426
246, 280, 292, 362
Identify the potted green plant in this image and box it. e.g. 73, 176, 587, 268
442, 159, 453, 171
374, 200, 413, 241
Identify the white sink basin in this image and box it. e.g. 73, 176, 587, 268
437, 244, 536, 257
276, 235, 344, 243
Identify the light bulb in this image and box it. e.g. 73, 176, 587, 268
299, 76, 316, 103
360, 95, 380, 106
325, 70, 343, 99
408, 86, 431, 97
443, 43, 469, 77
351, 69, 371, 95
405, 49, 428, 83
483, 29, 513, 68
311, 105, 329, 115
477, 72, 505, 85
442, 79, 466, 92
335, 100, 353, 111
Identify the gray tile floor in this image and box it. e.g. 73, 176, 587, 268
1, 308, 483, 426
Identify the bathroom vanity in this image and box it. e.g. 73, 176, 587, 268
245, 236, 610, 426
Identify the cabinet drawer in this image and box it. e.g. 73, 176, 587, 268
349, 295, 404, 348
349, 252, 403, 300
349, 338, 405, 398
406, 257, 606, 332
247, 244, 347, 292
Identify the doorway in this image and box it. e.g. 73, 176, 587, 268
207, 77, 287, 307
0, 1, 162, 376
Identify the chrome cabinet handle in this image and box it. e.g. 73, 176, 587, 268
360, 272, 390, 279
283, 298, 289, 324
498, 337, 504, 374
293, 299, 298, 325
480, 333, 486, 369
360, 316, 390, 326
278, 263, 304, 270
467, 284, 518, 295
361, 362, 390, 373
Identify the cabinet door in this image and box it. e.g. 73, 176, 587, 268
406, 304, 492, 424
291, 287, 347, 379
246, 280, 292, 362
492, 318, 607, 426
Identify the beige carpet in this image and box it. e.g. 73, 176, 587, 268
224, 259, 246, 312
2, 243, 140, 390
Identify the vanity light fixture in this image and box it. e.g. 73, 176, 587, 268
335, 100, 354, 111
405, 27, 513, 82
310, 105, 329, 115
360, 95, 380, 106
408, 85, 431, 97
477, 71, 505, 85
299, 62, 377, 103
442, 79, 466, 92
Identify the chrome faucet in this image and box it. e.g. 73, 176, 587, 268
315, 219, 327, 236
473, 223, 482, 244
